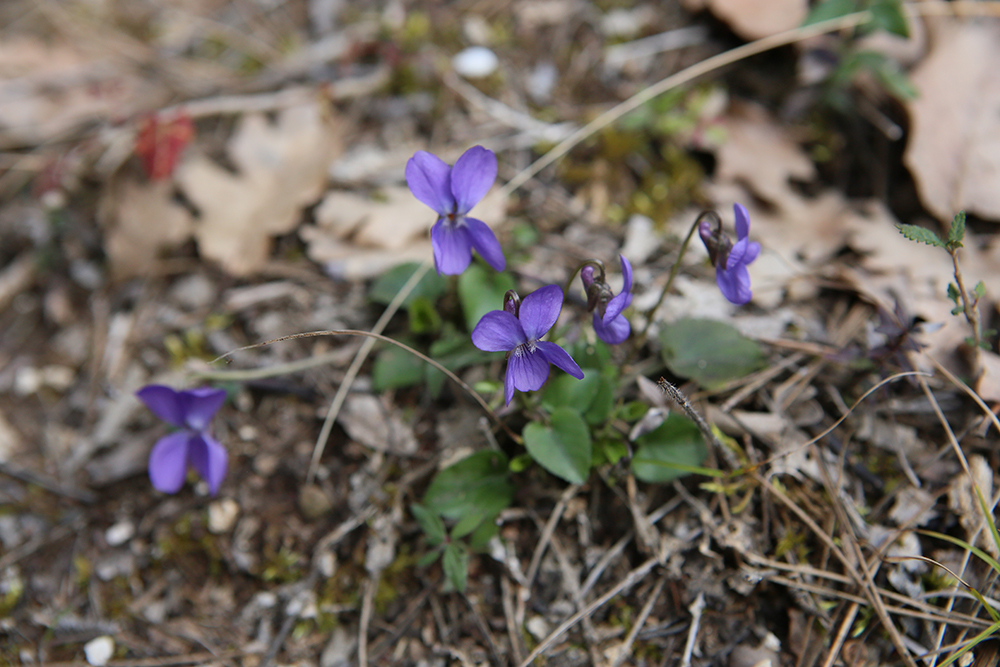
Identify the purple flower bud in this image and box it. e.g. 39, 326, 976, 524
405, 146, 506, 275
136, 385, 228, 495
471, 285, 584, 405
585, 255, 633, 345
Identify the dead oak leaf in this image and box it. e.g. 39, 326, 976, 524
904, 19, 1000, 223
680, 0, 807, 40
175, 101, 341, 276
98, 178, 194, 279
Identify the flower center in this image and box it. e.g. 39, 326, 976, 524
512, 340, 538, 358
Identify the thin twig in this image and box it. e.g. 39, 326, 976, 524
307, 262, 431, 484
611, 577, 666, 667
525, 484, 580, 588
679, 592, 705, 667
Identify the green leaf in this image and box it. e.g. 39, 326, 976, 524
896, 223, 944, 248
802, 0, 858, 26
659, 318, 766, 390
631, 414, 708, 483
416, 548, 442, 568
410, 504, 446, 546
369, 262, 446, 306
616, 401, 649, 422
947, 282, 960, 304
541, 368, 601, 412
457, 263, 517, 332
948, 211, 967, 247
974, 281, 987, 300
372, 344, 424, 390
584, 373, 617, 426
467, 519, 499, 552
423, 450, 514, 527
522, 407, 593, 485
408, 296, 442, 334
509, 452, 532, 473
443, 543, 469, 592
600, 439, 629, 465
869, 0, 909, 37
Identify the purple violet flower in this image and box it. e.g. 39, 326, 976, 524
581, 255, 633, 345
136, 385, 228, 495
471, 285, 584, 405
405, 146, 506, 275
699, 203, 760, 305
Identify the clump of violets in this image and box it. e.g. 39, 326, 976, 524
471, 285, 584, 405
136, 385, 228, 495
580, 255, 633, 345
406, 145, 506, 275
699, 203, 760, 305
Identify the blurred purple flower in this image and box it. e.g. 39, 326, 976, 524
136, 385, 228, 495
699, 203, 760, 305
471, 285, 584, 405
581, 255, 633, 344
405, 145, 506, 275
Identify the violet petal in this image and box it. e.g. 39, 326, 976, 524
450, 146, 497, 214
717, 264, 752, 305
137, 385, 186, 427
518, 285, 563, 341
508, 346, 550, 393
593, 313, 631, 345
536, 341, 584, 379
189, 433, 228, 496
472, 311, 527, 352
734, 202, 751, 239
148, 431, 192, 494
465, 217, 506, 272
431, 218, 473, 275
179, 387, 227, 431
406, 151, 455, 214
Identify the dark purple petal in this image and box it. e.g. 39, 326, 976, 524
734, 203, 751, 240
189, 433, 228, 496
593, 313, 631, 345
472, 310, 526, 352
148, 431, 191, 494
508, 346, 551, 393
603, 256, 633, 322
580, 265, 595, 290
518, 285, 564, 341
179, 387, 226, 431
465, 217, 506, 271
717, 264, 752, 305
137, 385, 186, 427
450, 146, 497, 214
431, 219, 473, 275
406, 151, 455, 215
536, 341, 585, 379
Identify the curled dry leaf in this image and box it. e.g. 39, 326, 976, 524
904, 20, 1000, 222
175, 100, 342, 276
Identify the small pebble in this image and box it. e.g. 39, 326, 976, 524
453, 46, 498, 78
299, 485, 333, 520
208, 498, 240, 534
84, 636, 114, 666
526, 616, 549, 640
104, 521, 134, 547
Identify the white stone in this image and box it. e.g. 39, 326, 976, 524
104, 521, 134, 547
453, 46, 498, 78
208, 498, 240, 534
84, 636, 114, 666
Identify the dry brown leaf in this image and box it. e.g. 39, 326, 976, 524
680, 0, 807, 40
974, 350, 1000, 403
174, 100, 341, 276
714, 104, 817, 209
0, 36, 162, 149
904, 19, 1000, 222
98, 178, 194, 278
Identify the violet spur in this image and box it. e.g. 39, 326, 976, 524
405, 145, 506, 275
471, 285, 584, 405
136, 385, 228, 495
